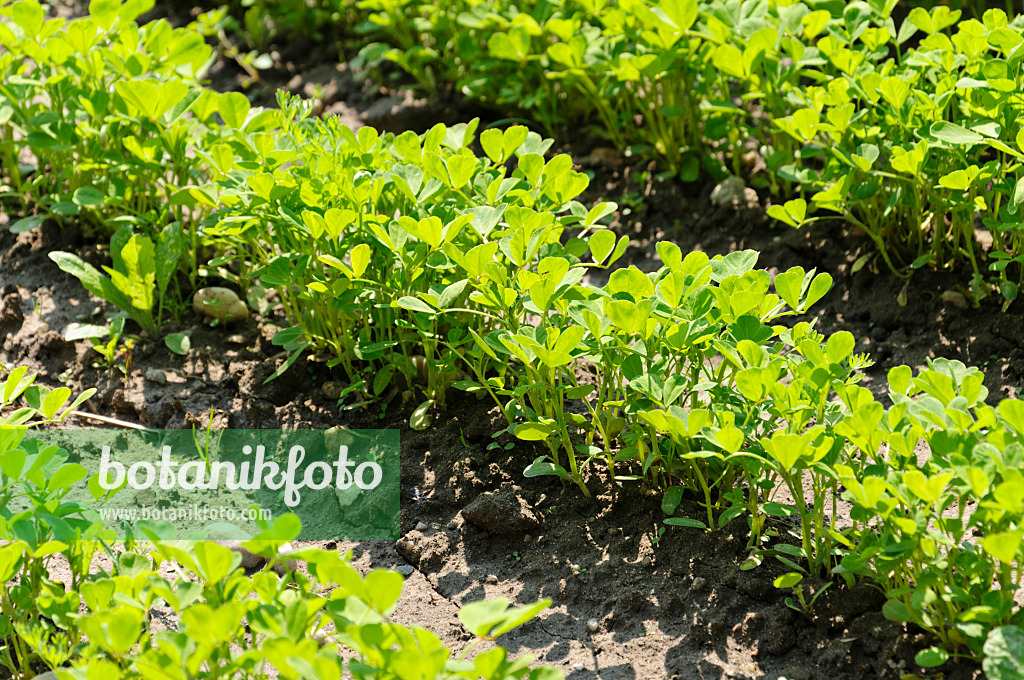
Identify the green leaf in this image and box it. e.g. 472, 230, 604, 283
219, 91, 251, 129
445, 154, 477, 188
983, 626, 1024, 680
773, 572, 803, 589
805, 272, 833, 308
9, 215, 45, 233
914, 647, 949, 668
72, 186, 105, 207
888, 365, 913, 394
523, 457, 570, 479
165, 333, 191, 355
664, 517, 707, 529
396, 296, 436, 314
365, 570, 404, 613
42, 387, 71, 420
90, 0, 121, 29
480, 128, 504, 163
605, 299, 642, 335
193, 542, 239, 583
590, 230, 616, 265
983, 529, 1023, 563
661, 0, 698, 31
662, 486, 685, 514
878, 76, 909, 110
410, 400, 434, 431
350, 244, 371, 279
46, 463, 87, 493
515, 422, 556, 441
825, 331, 855, 364
931, 121, 984, 146
882, 598, 912, 622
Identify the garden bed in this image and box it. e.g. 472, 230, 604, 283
6, 2, 1024, 678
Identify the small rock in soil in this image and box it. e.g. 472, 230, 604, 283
0, 284, 23, 331
783, 668, 812, 680
578, 147, 623, 168
144, 368, 167, 385
395, 564, 414, 577
226, 334, 247, 345
940, 289, 970, 309
711, 176, 759, 209
322, 381, 342, 400
690, 576, 707, 592
193, 287, 249, 323
461, 489, 540, 537
414, 521, 429, 532
586, 618, 600, 633
486, 574, 498, 584
711, 176, 745, 207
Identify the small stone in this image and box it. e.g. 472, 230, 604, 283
586, 619, 600, 633
572, 663, 585, 672
447, 520, 459, 530
690, 576, 707, 592
193, 287, 248, 323
144, 368, 167, 385
523, 535, 532, 543
322, 381, 343, 400
414, 521, 429, 532
512, 485, 522, 492
461, 490, 540, 537
226, 334, 247, 344
486, 574, 498, 584
641, 556, 652, 568
710, 176, 747, 208
395, 564, 414, 577
578, 147, 623, 169
940, 290, 970, 309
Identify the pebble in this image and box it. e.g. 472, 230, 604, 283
578, 147, 623, 168
193, 287, 248, 323
572, 663, 585, 672
486, 574, 498, 584
414, 521, 429, 532
447, 520, 459, 530
710, 176, 745, 207
322, 381, 343, 400
641, 556, 652, 568
940, 289, 969, 309
690, 576, 707, 592
512, 485, 522, 492
226, 334, 247, 344
395, 564, 414, 577
586, 619, 600, 633
144, 368, 167, 385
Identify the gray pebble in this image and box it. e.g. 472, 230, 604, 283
144, 368, 167, 385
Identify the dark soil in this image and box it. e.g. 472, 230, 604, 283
3, 5, 1013, 678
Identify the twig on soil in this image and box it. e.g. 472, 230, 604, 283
67, 410, 152, 431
